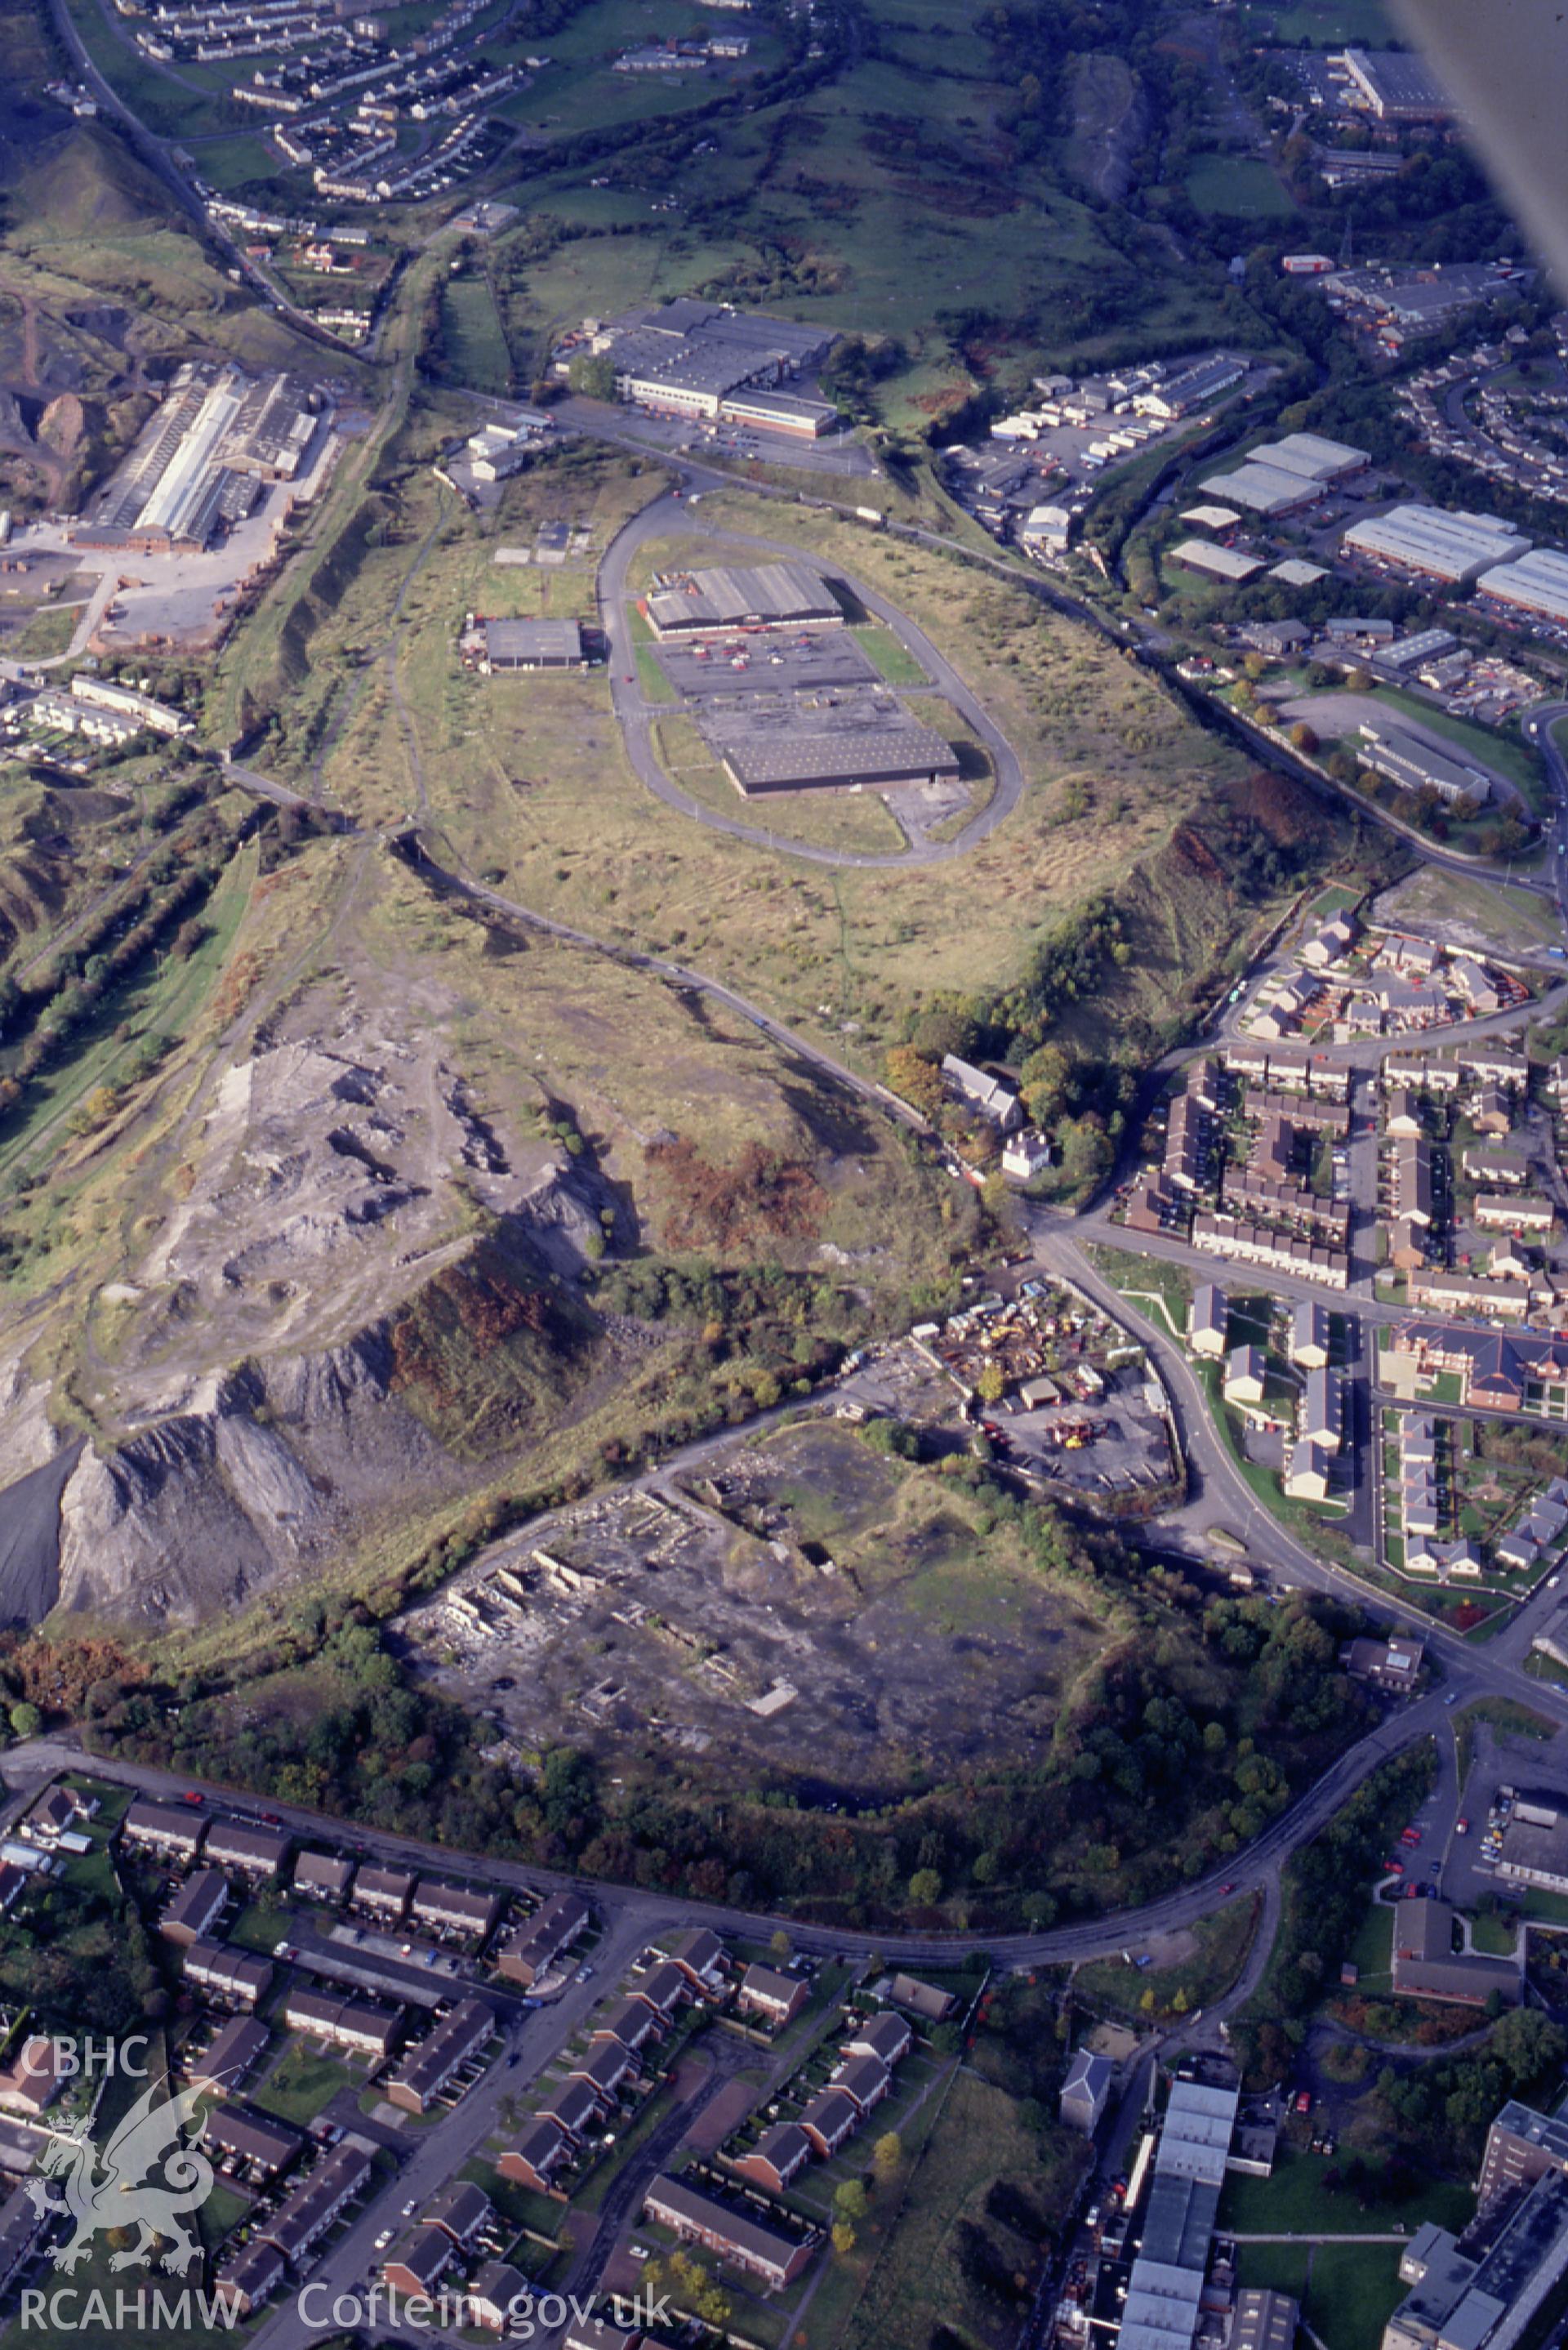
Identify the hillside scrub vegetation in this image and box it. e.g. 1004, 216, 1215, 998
69, 1492, 1381, 1933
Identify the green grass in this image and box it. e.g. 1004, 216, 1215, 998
439, 275, 514, 397
60, 0, 234, 136
1304, 881, 1365, 924
1515, 1887, 1568, 1924
13, 604, 82, 658
1218, 2143, 1472, 2239
1236, 2243, 1312, 2298
1344, 1897, 1393, 1990
0, 830, 257, 1185
189, 133, 286, 194
227, 1893, 290, 1952
483, 0, 1252, 413
1184, 155, 1295, 220
254, 2040, 360, 2125
1084, 1242, 1194, 1340
835, 2069, 1086, 2350
853, 625, 929, 686
634, 643, 675, 702
1238, 0, 1392, 34
1470, 1911, 1517, 1955
198, 2181, 251, 2252
1305, 2241, 1408, 2350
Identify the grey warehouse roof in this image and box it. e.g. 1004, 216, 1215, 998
645, 560, 840, 632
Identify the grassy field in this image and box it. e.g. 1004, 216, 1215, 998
11, 604, 81, 659
1218, 2143, 1473, 2239
1306, 2242, 1409, 2350
439, 274, 514, 396
1237, 0, 1393, 38
1184, 155, 1296, 219
255, 2040, 361, 2125
835, 2069, 1088, 2350
1344, 1894, 1393, 1989
0, 830, 257, 1188
1084, 1243, 1195, 1340
853, 623, 930, 686
1372, 864, 1566, 956
476, 0, 1254, 417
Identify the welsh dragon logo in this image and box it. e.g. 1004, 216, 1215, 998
26, 2078, 214, 2273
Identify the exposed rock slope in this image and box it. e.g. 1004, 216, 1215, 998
0, 988, 614, 1628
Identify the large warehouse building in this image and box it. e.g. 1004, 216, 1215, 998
1476, 546, 1568, 628
582, 299, 838, 435
1333, 45, 1453, 120
1198, 461, 1321, 517
1169, 538, 1261, 582
645, 561, 843, 635
1342, 504, 1532, 584
480, 618, 586, 671
702, 695, 960, 796
1356, 720, 1492, 806
84, 363, 323, 554
1254, 430, 1368, 481
1200, 430, 1368, 517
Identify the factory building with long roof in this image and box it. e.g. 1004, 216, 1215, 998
644, 560, 844, 635
1343, 503, 1532, 584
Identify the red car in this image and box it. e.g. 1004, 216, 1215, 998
1218, 1882, 1236, 1894
1294, 2090, 1312, 2115
181, 1791, 203, 1808
1385, 1859, 1405, 1874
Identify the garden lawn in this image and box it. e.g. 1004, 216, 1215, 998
1218, 2144, 1472, 2239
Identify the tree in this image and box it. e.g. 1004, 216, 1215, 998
770, 1928, 792, 1962
975, 1361, 1006, 1406
1289, 721, 1320, 756
8, 1703, 40, 1739
835, 2179, 868, 2223
872, 2131, 903, 2178
567, 350, 617, 400
884, 1045, 944, 1121
1020, 1042, 1070, 1126
909, 1867, 942, 1906
831, 2220, 858, 2257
